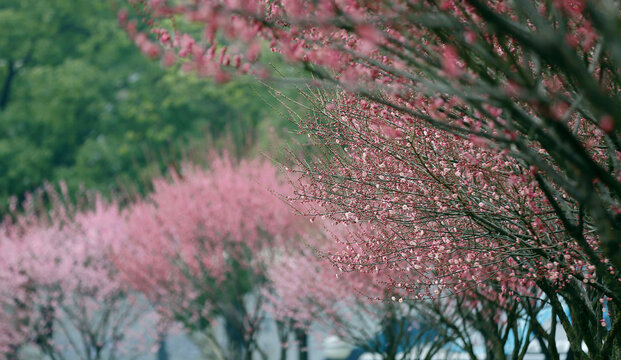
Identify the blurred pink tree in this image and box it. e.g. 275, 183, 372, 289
114, 155, 307, 360
0, 188, 146, 360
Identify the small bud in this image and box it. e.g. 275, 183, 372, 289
599, 115, 615, 133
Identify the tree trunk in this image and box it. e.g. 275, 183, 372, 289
157, 330, 169, 360
276, 320, 290, 360
280, 345, 288, 360
295, 328, 308, 360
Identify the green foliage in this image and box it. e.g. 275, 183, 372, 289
0, 0, 301, 212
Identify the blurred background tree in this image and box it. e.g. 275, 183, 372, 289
0, 0, 301, 213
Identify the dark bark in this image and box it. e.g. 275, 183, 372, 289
157, 331, 169, 360
276, 320, 290, 360
295, 328, 308, 360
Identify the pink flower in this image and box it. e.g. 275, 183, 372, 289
441, 46, 463, 78
178, 34, 195, 58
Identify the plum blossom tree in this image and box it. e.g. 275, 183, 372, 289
0, 187, 147, 360
113, 155, 307, 360
290, 94, 619, 358
122, 0, 621, 357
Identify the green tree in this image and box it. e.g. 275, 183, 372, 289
0, 0, 297, 212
